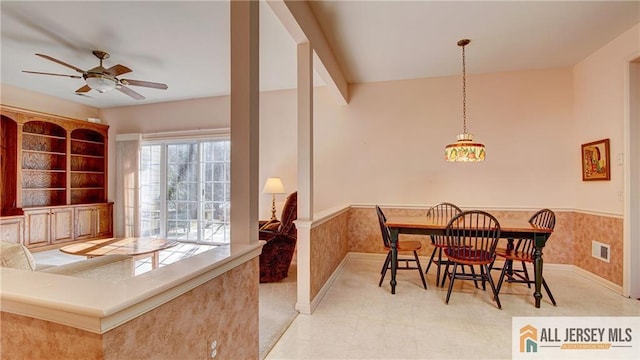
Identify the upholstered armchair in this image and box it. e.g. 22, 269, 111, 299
259, 191, 297, 283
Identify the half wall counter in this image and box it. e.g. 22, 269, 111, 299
0, 242, 263, 359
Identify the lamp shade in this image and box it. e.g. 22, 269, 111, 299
262, 177, 285, 194
85, 73, 117, 93
445, 133, 486, 162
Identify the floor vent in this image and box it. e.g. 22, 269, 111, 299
592, 240, 611, 263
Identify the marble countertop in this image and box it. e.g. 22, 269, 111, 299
0, 242, 263, 333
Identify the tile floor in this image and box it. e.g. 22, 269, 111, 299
265, 255, 640, 360
260, 261, 299, 359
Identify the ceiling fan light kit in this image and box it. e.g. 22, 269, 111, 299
22, 50, 168, 100
85, 73, 117, 93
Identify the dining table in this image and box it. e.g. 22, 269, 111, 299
384, 215, 554, 308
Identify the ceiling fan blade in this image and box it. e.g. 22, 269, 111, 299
117, 85, 145, 100
120, 78, 168, 90
35, 53, 85, 73
105, 64, 132, 77
22, 70, 82, 79
75, 85, 91, 93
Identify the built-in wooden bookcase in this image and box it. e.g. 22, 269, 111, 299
21, 121, 68, 207
1, 115, 19, 216
70, 128, 106, 204
0, 105, 112, 248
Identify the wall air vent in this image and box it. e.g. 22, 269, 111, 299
591, 240, 611, 263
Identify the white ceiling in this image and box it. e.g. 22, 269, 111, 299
1, 1, 638, 109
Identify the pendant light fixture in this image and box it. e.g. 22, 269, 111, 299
445, 39, 485, 162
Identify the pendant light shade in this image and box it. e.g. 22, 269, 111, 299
445, 133, 485, 162
445, 39, 485, 162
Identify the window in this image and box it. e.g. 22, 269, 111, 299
139, 139, 230, 244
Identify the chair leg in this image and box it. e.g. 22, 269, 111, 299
484, 264, 502, 310
435, 247, 445, 287
380, 252, 391, 275
379, 252, 391, 287
425, 246, 437, 275
542, 277, 557, 306
440, 256, 451, 287
521, 261, 531, 288
414, 251, 427, 290
501, 258, 514, 282
445, 263, 458, 304
478, 265, 486, 291
496, 262, 509, 294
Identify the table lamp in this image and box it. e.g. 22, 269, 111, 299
263, 177, 285, 221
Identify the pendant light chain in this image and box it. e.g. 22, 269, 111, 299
445, 38, 485, 162
462, 42, 467, 134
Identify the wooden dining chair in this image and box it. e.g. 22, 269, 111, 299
444, 210, 502, 309
376, 206, 427, 289
424, 202, 462, 287
494, 209, 557, 305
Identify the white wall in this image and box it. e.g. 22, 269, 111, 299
573, 24, 640, 215
100, 92, 297, 221
313, 68, 575, 212
258, 90, 298, 215
1, 84, 99, 120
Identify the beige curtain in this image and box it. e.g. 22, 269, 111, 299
115, 135, 141, 237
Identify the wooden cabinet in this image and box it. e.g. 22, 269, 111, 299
75, 203, 113, 240
74, 206, 94, 240
24, 209, 50, 248
20, 203, 113, 249
95, 203, 113, 237
1, 105, 113, 248
1, 105, 109, 210
24, 206, 74, 249
1, 116, 19, 216
0, 216, 24, 244
70, 129, 106, 204
51, 207, 74, 244
21, 121, 68, 207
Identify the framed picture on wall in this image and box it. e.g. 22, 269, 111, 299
581, 138, 610, 181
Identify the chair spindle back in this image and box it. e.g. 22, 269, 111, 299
426, 202, 462, 246
376, 206, 392, 249
445, 210, 501, 264
517, 209, 556, 256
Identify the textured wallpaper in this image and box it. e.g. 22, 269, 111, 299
345, 207, 621, 286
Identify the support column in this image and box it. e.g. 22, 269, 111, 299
295, 42, 314, 314
230, 0, 259, 245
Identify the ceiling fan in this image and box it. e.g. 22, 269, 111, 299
22, 50, 168, 100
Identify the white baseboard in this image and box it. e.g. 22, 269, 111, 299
349, 252, 387, 260
297, 253, 351, 315
294, 301, 312, 315
572, 265, 623, 295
